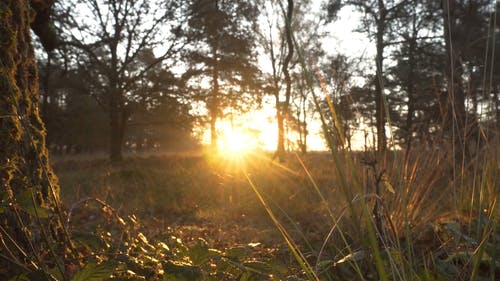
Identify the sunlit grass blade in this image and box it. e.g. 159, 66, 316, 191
291, 30, 389, 280
243, 171, 319, 280
294, 152, 334, 220
313, 62, 345, 147
470, 198, 496, 281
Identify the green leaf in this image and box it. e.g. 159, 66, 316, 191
71, 231, 106, 251
162, 261, 202, 281
9, 270, 55, 281
224, 246, 248, 260
238, 271, 253, 281
268, 259, 288, 275
120, 256, 156, 278
9, 274, 30, 281
17, 188, 49, 218
188, 238, 209, 265
214, 258, 240, 276
242, 261, 272, 274
71, 261, 117, 281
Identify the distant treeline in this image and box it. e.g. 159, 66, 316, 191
34, 0, 500, 161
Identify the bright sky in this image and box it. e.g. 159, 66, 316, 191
49, 0, 380, 154
204, 3, 373, 153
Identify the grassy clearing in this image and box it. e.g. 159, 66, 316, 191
52, 141, 500, 280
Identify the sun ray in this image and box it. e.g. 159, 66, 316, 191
217, 124, 257, 157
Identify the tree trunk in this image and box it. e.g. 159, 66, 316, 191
109, 106, 127, 161
0, 0, 65, 275
345, 125, 352, 150
442, 0, 467, 165
210, 45, 220, 151
276, 0, 294, 161
298, 79, 308, 154
210, 109, 217, 150
109, 84, 123, 161
276, 95, 285, 158
300, 91, 308, 154
405, 16, 417, 160
495, 86, 500, 129
41, 50, 52, 126
108, 36, 124, 161
375, 0, 387, 153
109, 114, 123, 161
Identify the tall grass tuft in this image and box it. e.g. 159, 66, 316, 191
239, 8, 500, 279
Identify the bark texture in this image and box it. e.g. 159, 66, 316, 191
0, 0, 63, 275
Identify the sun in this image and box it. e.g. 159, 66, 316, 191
224, 132, 248, 153
217, 125, 256, 156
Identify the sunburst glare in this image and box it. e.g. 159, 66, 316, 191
217, 124, 258, 156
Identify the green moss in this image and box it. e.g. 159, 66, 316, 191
0, 3, 14, 48
0, 25, 13, 47
0, 1, 12, 18
1, 2, 64, 271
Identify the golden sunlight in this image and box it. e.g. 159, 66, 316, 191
201, 100, 330, 154
217, 123, 259, 156
217, 111, 329, 152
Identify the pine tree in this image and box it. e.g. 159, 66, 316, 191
327, 0, 409, 152
185, 0, 260, 150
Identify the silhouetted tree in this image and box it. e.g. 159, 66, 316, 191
55, 0, 188, 161
386, 0, 444, 153
320, 54, 358, 150
37, 48, 196, 155
440, 0, 496, 165
260, 0, 323, 158
328, 0, 409, 152
185, 0, 261, 150
259, 0, 287, 158
279, 0, 295, 159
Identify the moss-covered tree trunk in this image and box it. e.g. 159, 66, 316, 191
0, 0, 65, 277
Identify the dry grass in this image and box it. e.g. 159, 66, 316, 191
51, 139, 499, 279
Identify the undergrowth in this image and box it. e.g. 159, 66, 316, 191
28, 140, 497, 281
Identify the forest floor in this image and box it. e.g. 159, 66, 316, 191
52, 151, 334, 256
51, 150, 500, 280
